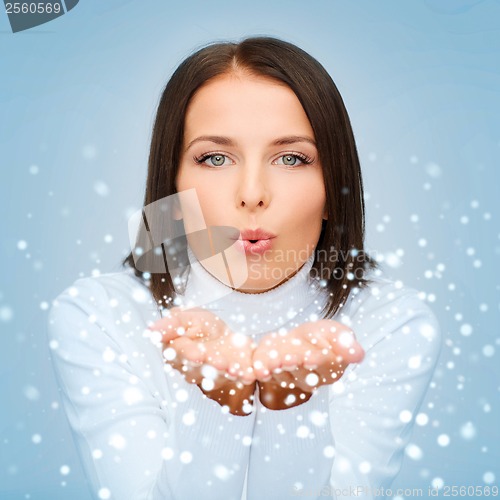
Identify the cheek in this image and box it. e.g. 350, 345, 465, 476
291, 180, 325, 238
296, 203, 325, 242
283, 175, 326, 220
176, 165, 194, 192
177, 164, 223, 194
176, 167, 228, 226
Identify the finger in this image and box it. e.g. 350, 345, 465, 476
326, 330, 365, 363
168, 337, 206, 365
252, 359, 272, 381
252, 344, 280, 379
274, 332, 322, 370
303, 320, 364, 363
165, 354, 204, 385
152, 307, 225, 342
227, 358, 254, 384
239, 367, 256, 385
203, 339, 255, 384
177, 308, 228, 338
305, 330, 332, 352
297, 340, 347, 383
279, 347, 303, 370
284, 322, 328, 368
226, 333, 255, 384
300, 338, 331, 369
270, 369, 297, 389
205, 349, 229, 372
232, 350, 256, 384
153, 307, 206, 343
254, 333, 304, 374
150, 316, 184, 343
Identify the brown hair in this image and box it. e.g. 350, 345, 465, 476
123, 35, 378, 318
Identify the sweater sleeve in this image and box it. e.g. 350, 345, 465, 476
246, 289, 441, 500
47, 277, 255, 500
324, 290, 442, 499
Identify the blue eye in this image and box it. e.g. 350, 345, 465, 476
276, 153, 313, 167
193, 152, 314, 168
194, 153, 231, 167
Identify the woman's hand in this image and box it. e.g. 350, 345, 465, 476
149, 307, 256, 415
252, 320, 365, 410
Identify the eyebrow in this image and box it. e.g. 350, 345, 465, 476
185, 135, 317, 152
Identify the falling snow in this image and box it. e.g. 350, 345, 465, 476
3, 128, 497, 498
214, 464, 230, 481
0, 306, 13, 322
108, 434, 126, 450
296, 425, 310, 438
460, 422, 476, 440
59, 465, 70, 476
460, 324, 473, 337
93, 181, 110, 197
405, 443, 423, 461
437, 434, 450, 447
180, 451, 193, 464
98, 488, 111, 499
483, 472, 495, 484
23, 385, 40, 401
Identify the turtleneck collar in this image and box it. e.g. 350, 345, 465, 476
176, 248, 325, 337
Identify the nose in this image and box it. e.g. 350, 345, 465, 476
236, 164, 270, 211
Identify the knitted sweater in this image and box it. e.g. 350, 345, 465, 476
47, 253, 441, 499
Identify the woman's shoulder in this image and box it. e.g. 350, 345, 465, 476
48, 267, 160, 342
346, 267, 435, 317
52, 267, 152, 310
47, 269, 170, 411
340, 267, 442, 352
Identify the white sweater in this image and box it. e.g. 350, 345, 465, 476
47, 253, 441, 500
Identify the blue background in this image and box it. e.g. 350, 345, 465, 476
1, 0, 499, 498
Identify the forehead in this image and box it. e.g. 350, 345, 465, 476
183, 74, 314, 142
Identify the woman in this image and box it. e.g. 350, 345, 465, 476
48, 36, 441, 499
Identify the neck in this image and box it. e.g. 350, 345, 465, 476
230, 264, 303, 294
174, 248, 324, 339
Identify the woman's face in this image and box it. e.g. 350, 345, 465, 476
176, 73, 326, 293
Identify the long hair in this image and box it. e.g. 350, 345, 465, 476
123, 36, 378, 318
